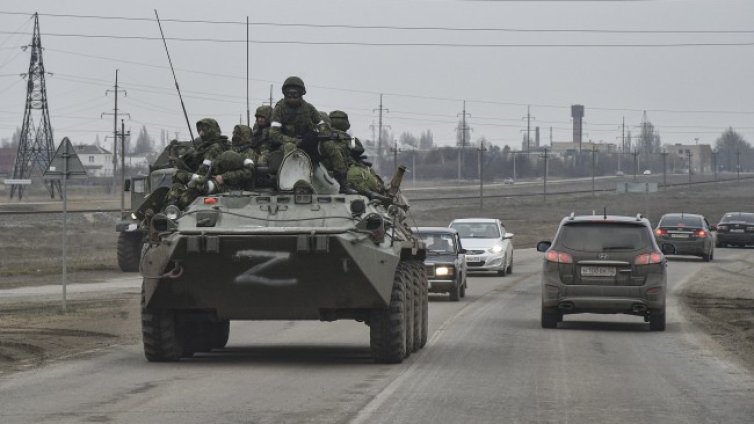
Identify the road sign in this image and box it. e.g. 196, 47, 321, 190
3, 179, 32, 185
44, 137, 87, 178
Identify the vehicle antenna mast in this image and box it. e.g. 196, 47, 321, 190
154, 9, 195, 145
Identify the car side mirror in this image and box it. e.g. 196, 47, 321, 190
123, 179, 131, 192
536, 241, 551, 252
458, 248, 467, 254
504, 232, 514, 240
660, 243, 676, 255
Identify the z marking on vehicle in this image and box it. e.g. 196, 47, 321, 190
233, 249, 298, 286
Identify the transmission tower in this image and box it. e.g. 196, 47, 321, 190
10, 13, 60, 199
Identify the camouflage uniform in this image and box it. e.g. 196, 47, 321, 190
329, 110, 385, 195
269, 76, 352, 193
211, 124, 255, 190
165, 118, 229, 208
318, 111, 348, 176
250, 105, 277, 166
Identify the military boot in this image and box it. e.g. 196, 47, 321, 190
334, 171, 358, 194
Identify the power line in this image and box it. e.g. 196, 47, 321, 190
1, 11, 753, 34
3, 30, 754, 48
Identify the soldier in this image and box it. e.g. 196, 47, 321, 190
251, 105, 277, 166
165, 118, 229, 208
269, 76, 353, 193
329, 110, 386, 196
210, 124, 255, 190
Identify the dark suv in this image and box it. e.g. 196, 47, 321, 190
537, 214, 674, 331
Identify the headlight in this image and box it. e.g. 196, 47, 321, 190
435, 266, 454, 277
490, 245, 503, 253
164, 205, 181, 221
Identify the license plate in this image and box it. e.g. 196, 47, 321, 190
466, 256, 481, 263
731, 229, 744, 233
581, 266, 616, 277
671, 233, 690, 238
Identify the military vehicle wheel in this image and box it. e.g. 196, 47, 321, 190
409, 260, 422, 353
649, 309, 666, 331
411, 260, 429, 349
370, 262, 408, 363
541, 306, 562, 329
404, 264, 415, 357
117, 232, 142, 272
141, 281, 183, 361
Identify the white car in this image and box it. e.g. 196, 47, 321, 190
643, 169, 652, 175
449, 218, 514, 276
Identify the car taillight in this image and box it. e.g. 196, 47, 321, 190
655, 228, 667, 236
545, 250, 573, 264
694, 229, 707, 238
635, 251, 663, 265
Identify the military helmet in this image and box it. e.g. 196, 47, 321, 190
282, 76, 306, 95
254, 105, 273, 120
329, 110, 350, 131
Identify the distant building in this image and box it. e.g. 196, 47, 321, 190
74, 144, 113, 177
666, 143, 712, 174
550, 141, 617, 156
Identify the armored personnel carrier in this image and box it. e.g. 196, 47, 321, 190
140, 150, 428, 363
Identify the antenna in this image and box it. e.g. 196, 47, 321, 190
154, 9, 195, 145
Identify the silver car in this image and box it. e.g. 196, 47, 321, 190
449, 218, 514, 276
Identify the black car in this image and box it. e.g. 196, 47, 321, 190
715, 212, 754, 247
537, 214, 674, 331
654, 213, 715, 261
413, 227, 468, 301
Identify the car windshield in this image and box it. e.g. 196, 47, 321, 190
558, 223, 651, 251
417, 233, 456, 254
450, 222, 500, 239
720, 213, 754, 224
659, 215, 703, 227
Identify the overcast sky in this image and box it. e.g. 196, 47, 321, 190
0, 0, 752, 152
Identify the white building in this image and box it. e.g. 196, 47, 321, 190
75, 144, 113, 177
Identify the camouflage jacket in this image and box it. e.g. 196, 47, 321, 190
269, 99, 326, 147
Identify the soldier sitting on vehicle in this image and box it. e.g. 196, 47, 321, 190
328, 110, 386, 197
251, 105, 280, 167
164, 118, 229, 208
269, 76, 354, 193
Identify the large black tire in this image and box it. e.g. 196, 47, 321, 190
649, 310, 666, 331
497, 257, 507, 277
410, 263, 422, 353
404, 267, 415, 358
459, 276, 466, 298
370, 262, 408, 363
411, 260, 429, 349
141, 281, 183, 361
507, 254, 513, 274
117, 231, 142, 272
541, 306, 562, 329
449, 279, 461, 301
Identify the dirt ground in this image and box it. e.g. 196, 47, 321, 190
1, 179, 753, 375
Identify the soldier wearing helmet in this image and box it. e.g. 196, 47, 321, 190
269, 76, 354, 193
329, 110, 385, 196
250, 105, 276, 166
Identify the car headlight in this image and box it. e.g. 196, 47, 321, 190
490, 245, 503, 253
435, 266, 454, 277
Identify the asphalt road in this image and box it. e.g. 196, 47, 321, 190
1, 249, 753, 424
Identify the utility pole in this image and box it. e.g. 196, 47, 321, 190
392, 139, 399, 174
478, 140, 485, 209
457, 100, 471, 180
522, 105, 535, 154
712, 151, 718, 181
269, 84, 273, 107
660, 152, 668, 191
687, 150, 693, 187
633, 150, 639, 181
619, 116, 625, 173
543, 147, 549, 201
737, 150, 741, 183
373, 94, 389, 171
103, 69, 129, 193
592, 144, 597, 197
120, 119, 131, 216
